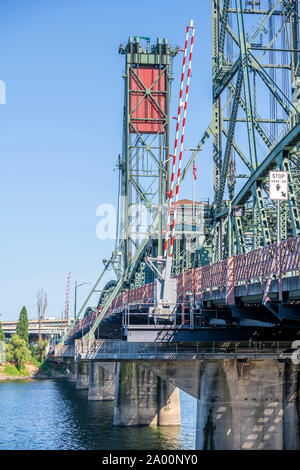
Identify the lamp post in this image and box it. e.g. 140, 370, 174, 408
74, 281, 91, 319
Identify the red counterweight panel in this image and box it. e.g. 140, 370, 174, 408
129, 66, 166, 134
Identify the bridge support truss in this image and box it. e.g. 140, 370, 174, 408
62, 3, 300, 344
211, 0, 300, 261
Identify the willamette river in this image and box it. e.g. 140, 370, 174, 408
0, 379, 196, 450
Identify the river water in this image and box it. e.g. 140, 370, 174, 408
0, 379, 196, 450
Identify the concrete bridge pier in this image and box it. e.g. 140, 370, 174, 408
157, 375, 181, 426
283, 360, 300, 449
88, 361, 116, 401
67, 361, 78, 382
76, 361, 90, 390
195, 359, 300, 450
114, 362, 180, 426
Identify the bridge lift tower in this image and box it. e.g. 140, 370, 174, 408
117, 37, 177, 280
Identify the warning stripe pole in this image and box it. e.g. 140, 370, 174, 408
170, 21, 195, 257
164, 24, 190, 257
64, 272, 71, 327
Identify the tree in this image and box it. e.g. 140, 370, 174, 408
30, 338, 48, 364
16, 306, 29, 346
5, 334, 31, 370
0, 321, 5, 342
36, 339, 48, 362
37, 289, 47, 342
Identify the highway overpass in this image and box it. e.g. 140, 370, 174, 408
2, 318, 74, 342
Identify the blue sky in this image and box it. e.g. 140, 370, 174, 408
0, 0, 213, 321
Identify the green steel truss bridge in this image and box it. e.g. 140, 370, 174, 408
62, 0, 300, 345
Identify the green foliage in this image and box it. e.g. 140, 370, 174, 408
16, 306, 29, 346
56, 365, 66, 375
3, 364, 29, 376
30, 354, 41, 367
37, 339, 48, 361
30, 343, 37, 357
0, 321, 5, 342
5, 334, 31, 370
41, 360, 52, 377
29, 342, 46, 366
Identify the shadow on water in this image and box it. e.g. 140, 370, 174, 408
0, 379, 196, 450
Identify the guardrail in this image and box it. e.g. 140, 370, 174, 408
74, 339, 296, 361
106, 236, 300, 314
51, 344, 75, 358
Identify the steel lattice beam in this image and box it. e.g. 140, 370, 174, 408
210, 0, 300, 259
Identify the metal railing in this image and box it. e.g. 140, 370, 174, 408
107, 236, 300, 315
52, 344, 75, 358
74, 339, 295, 361
67, 236, 300, 340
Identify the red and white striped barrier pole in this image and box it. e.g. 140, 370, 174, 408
164, 24, 190, 257
64, 272, 71, 327
170, 20, 195, 257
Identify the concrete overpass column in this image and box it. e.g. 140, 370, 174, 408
88, 361, 115, 401
114, 362, 181, 426
76, 361, 90, 390
195, 358, 300, 450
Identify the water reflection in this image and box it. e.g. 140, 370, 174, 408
0, 379, 196, 450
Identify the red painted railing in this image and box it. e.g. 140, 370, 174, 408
70, 237, 300, 337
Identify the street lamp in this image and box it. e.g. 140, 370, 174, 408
74, 281, 92, 319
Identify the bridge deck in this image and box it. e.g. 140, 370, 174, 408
66, 237, 300, 343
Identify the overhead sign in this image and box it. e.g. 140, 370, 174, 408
269, 170, 288, 201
